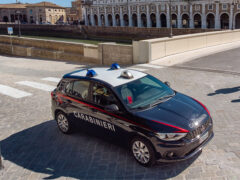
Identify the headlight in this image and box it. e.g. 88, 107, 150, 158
156, 133, 187, 141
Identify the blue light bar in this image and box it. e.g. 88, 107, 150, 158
110, 63, 121, 70
86, 69, 97, 77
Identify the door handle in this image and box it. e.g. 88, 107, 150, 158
91, 108, 98, 113
67, 100, 72, 104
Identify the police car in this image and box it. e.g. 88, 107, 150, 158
51, 63, 214, 167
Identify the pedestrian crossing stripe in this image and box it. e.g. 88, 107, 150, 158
42, 77, 61, 83
16, 81, 55, 92
0, 84, 32, 98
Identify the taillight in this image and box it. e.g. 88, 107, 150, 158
51, 92, 54, 97
193, 98, 211, 118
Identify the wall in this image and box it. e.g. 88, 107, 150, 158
0, 35, 100, 64
0, 24, 216, 43
98, 43, 133, 65
0, 35, 134, 65
133, 29, 240, 63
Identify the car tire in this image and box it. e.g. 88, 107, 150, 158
130, 137, 156, 167
56, 111, 73, 134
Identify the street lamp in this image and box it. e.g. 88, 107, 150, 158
16, 10, 21, 37
169, 0, 173, 38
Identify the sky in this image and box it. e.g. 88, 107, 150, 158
0, 0, 72, 7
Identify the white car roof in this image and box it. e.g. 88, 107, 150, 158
70, 67, 147, 87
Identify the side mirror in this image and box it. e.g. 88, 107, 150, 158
164, 81, 171, 87
104, 104, 119, 112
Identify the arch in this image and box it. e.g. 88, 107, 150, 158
87, 14, 91, 25
150, 13, 156, 27
23, 14, 27, 23
108, 14, 113, 26
206, 13, 215, 29
39, 15, 43, 23
115, 14, 120, 26
194, 13, 202, 28
49, 15, 52, 24
3, 16, 8, 22
235, 13, 240, 29
132, 13, 137, 27
123, 14, 129, 26
94, 14, 98, 26
100, 14, 105, 26
220, 13, 229, 29
160, 13, 167, 27
141, 13, 147, 27
182, 14, 189, 28
171, 14, 178, 28
10, 14, 14, 22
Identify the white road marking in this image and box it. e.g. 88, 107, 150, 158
16, 81, 55, 92
42, 77, 61, 83
0, 84, 32, 98
137, 64, 164, 69
127, 67, 147, 72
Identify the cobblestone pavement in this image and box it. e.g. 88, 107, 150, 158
0, 55, 239, 180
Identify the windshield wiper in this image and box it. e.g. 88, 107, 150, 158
131, 104, 150, 110
150, 94, 175, 107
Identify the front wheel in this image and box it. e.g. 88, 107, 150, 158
130, 137, 156, 167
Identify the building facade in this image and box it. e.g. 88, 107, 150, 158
82, 0, 240, 29
66, 0, 83, 24
0, 4, 27, 23
0, 2, 66, 24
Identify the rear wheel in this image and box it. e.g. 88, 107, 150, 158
56, 112, 73, 134
130, 137, 156, 167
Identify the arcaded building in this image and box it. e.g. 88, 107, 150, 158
0, 2, 66, 24
82, 0, 240, 29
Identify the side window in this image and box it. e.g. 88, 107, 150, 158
72, 80, 90, 100
92, 83, 117, 107
65, 81, 73, 95
58, 80, 68, 94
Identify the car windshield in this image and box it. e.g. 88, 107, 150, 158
114, 75, 175, 110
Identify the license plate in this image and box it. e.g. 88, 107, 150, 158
199, 132, 208, 144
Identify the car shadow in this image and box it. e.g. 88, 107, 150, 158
208, 86, 240, 96
0, 120, 199, 179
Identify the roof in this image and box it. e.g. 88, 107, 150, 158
0, 3, 27, 9
26, 2, 65, 9
63, 68, 147, 87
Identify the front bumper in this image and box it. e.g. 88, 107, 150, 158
153, 125, 214, 162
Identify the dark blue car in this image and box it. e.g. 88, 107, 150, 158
51, 64, 214, 167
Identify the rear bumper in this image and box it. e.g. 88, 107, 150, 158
157, 131, 214, 162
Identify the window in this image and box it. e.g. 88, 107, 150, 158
92, 83, 117, 107
222, 4, 227, 10
195, 5, 200, 11
208, 4, 213, 10
72, 80, 90, 100
171, 6, 176, 11
115, 75, 175, 109
65, 81, 73, 95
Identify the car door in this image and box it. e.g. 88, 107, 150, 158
61, 79, 94, 129
87, 81, 133, 140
